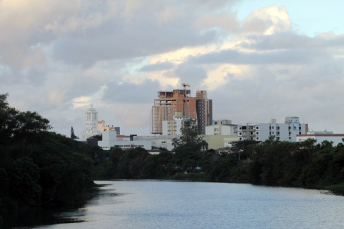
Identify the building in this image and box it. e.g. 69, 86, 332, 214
204, 120, 238, 150
81, 104, 101, 139
196, 90, 212, 135
151, 89, 197, 134
151, 86, 212, 135
206, 120, 237, 135
98, 130, 152, 151
134, 135, 177, 151
237, 117, 308, 142
98, 120, 120, 135
162, 112, 189, 136
296, 131, 344, 146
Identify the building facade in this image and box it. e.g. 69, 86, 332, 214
81, 104, 101, 139
237, 117, 308, 142
162, 113, 189, 136
296, 131, 344, 146
151, 88, 212, 135
98, 130, 152, 150
151, 89, 197, 134
98, 120, 120, 135
204, 120, 238, 150
196, 90, 212, 135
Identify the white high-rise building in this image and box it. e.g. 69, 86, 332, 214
81, 104, 101, 139
237, 117, 308, 142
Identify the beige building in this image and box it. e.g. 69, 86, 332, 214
204, 120, 238, 150
98, 120, 120, 135
203, 135, 238, 150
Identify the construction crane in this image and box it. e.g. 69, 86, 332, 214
182, 83, 190, 90
181, 83, 190, 116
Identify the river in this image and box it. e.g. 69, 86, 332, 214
10, 180, 344, 228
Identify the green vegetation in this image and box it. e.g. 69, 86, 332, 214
0, 94, 104, 225
96, 120, 344, 196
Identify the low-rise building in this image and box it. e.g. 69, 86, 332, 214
98, 120, 120, 134
205, 120, 238, 150
237, 117, 308, 142
134, 135, 177, 151
98, 130, 152, 150
296, 131, 344, 146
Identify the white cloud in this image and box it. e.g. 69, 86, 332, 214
1, 1, 344, 137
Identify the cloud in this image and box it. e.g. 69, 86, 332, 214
241, 6, 291, 35
102, 79, 161, 104
139, 62, 175, 72
2, 1, 344, 137
189, 48, 314, 65
174, 64, 208, 88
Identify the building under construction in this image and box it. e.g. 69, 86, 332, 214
151, 86, 212, 135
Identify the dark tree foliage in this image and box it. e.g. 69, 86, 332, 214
0, 94, 103, 222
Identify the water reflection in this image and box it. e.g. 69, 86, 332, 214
7, 180, 344, 229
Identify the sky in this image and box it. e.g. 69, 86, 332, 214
1, 0, 344, 137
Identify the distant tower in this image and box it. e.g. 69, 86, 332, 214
81, 104, 100, 139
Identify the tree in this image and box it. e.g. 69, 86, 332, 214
71, 126, 78, 139
172, 119, 207, 153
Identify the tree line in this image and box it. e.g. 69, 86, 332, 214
0, 94, 105, 226
96, 119, 344, 195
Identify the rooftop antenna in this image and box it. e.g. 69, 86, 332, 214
181, 83, 190, 97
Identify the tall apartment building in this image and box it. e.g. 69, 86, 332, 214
151, 89, 197, 134
151, 87, 212, 135
237, 117, 308, 142
196, 90, 212, 135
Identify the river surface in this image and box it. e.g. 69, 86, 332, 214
13, 180, 344, 228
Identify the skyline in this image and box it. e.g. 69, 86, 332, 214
1, 0, 344, 137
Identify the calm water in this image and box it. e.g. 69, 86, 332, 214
16, 180, 344, 228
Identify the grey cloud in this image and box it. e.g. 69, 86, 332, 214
189, 48, 314, 65
102, 79, 160, 104
175, 64, 208, 88
0, 65, 47, 86
140, 62, 175, 72
51, 20, 218, 67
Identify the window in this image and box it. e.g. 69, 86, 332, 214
277, 126, 280, 130
299, 132, 301, 134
